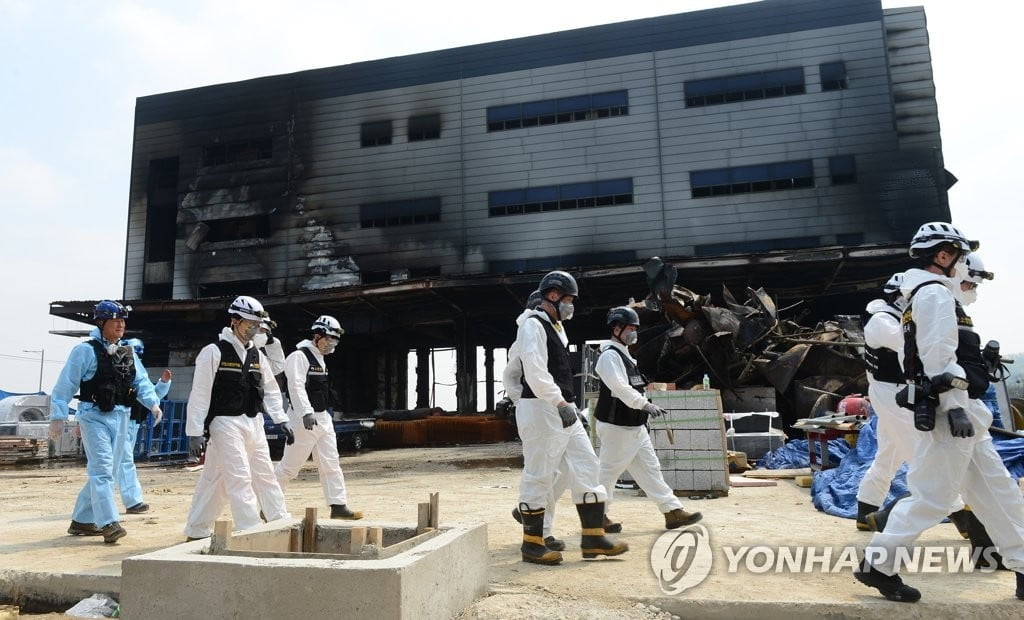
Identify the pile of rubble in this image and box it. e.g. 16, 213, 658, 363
630, 258, 868, 433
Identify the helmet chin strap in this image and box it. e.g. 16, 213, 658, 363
931, 249, 960, 277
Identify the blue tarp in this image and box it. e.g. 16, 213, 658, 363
0, 389, 46, 400
758, 385, 1024, 520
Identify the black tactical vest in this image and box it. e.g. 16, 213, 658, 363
207, 340, 262, 423
594, 346, 648, 426
79, 340, 136, 412
520, 314, 576, 402
903, 280, 990, 398
301, 347, 330, 412
863, 308, 903, 384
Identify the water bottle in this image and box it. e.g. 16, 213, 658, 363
702, 373, 711, 390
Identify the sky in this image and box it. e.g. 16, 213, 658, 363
1, 0, 1022, 395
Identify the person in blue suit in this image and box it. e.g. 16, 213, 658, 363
49, 300, 162, 543
118, 338, 172, 515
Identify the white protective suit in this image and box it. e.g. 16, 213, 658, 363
513, 309, 605, 509
275, 340, 350, 506
594, 340, 683, 514
503, 309, 571, 537
183, 328, 292, 538
865, 268, 1024, 575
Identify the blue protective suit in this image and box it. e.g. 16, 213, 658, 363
117, 372, 171, 508
50, 328, 160, 528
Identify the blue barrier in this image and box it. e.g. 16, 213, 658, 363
134, 400, 190, 460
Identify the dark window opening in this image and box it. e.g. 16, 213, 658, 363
361, 120, 392, 147
202, 137, 272, 167
408, 114, 441, 141
690, 160, 814, 198
204, 215, 271, 243
488, 178, 633, 217
491, 250, 637, 273
829, 155, 857, 185
141, 283, 173, 300
487, 90, 628, 132
360, 197, 441, 229
836, 232, 864, 246
820, 61, 848, 91
197, 279, 268, 298
695, 236, 821, 257
685, 67, 805, 108
145, 157, 179, 263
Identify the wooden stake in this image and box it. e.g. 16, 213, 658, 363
289, 526, 301, 552
303, 507, 317, 553
349, 526, 367, 554
211, 519, 232, 552
417, 502, 430, 534
429, 492, 440, 529
366, 526, 384, 550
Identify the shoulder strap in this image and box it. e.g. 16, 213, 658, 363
301, 347, 320, 369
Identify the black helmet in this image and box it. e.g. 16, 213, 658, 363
606, 306, 640, 327
538, 270, 579, 297
525, 290, 544, 310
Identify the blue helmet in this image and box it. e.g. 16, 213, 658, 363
124, 338, 144, 357
94, 300, 130, 321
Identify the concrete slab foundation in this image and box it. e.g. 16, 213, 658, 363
120, 519, 488, 620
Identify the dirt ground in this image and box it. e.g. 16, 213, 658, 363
2, 442, 1022, 619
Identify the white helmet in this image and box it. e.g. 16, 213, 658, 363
227, 295, 267, 321
311, 315, 344, 338
881, 272, 904, 296
965, 253, 994, 285
908, 222, 978, 258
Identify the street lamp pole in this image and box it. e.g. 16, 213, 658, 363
22, 349, 45, 392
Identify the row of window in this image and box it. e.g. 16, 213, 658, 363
690, 155, 856, 198
201, 137, 273, 167
361, 114, 441, 147
486, 90, 629, 132
684, 62, 846, 108
360, 197, 442, 229
488, 178, 634, 217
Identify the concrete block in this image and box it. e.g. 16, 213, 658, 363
120, 520, 488, 620
692, 470, 712, 491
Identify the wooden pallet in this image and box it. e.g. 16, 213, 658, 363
0, 437, 43, 464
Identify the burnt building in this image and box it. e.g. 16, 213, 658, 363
52, 0, 951, 414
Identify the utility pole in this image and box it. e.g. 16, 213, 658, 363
23, 349, 45, 392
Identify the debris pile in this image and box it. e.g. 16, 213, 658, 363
632, 258, 868, 432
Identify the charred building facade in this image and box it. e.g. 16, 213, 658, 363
52, 0, 951, 414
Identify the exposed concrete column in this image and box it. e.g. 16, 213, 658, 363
483, 347, 494, 413
455, 318, 477, 414
416, 348, 430, 409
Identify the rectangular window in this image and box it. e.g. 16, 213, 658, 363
197, 279, 268, 298
408, 114, 441, 141
685, 67, 805, 108
488, 178, 633, 217
360, 197, 441, 228
203, 215, 271, 243
820, 61, 848, 91
145, 157, 179, 263
829, 155, 857, 185
486, 90, 628, 132
201, 137, 272, 167
690, 160, 814, 198
361, 120, 392, 147
695, 236, 821, 257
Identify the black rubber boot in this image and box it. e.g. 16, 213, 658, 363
856, 501, 879, 531
514, 506, 563, 550
330, 504, 364, 520
519, 503, 562, 565
865, 493, 911, 533
949, 509, 1005, 570
854, 557, 921, 602
576, 497, 628, 559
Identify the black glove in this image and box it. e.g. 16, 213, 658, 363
188, 436, 206, 459
280, 421, 296, 445
643, 402, 667, 418
302, 413, 317, 430
947, 407, 974, 438
556, 403, 579, 428
577, 411, 591, 432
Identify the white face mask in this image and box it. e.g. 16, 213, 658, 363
961, 288, 978, 306
621, 330, 638, 346
252, 333, 268, 348
952, 260, 970, 282
558, 302, 574, 321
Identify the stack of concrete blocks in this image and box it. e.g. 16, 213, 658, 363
649, 390, 729, 497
